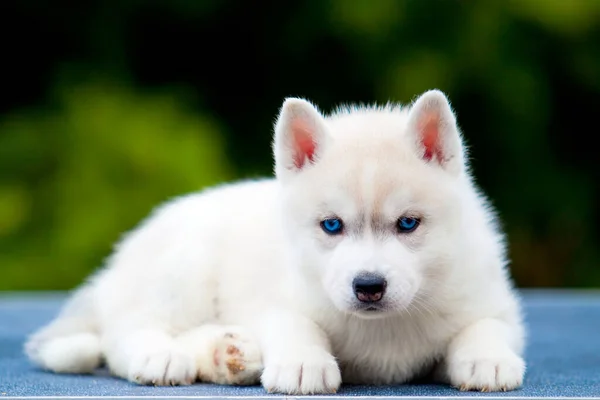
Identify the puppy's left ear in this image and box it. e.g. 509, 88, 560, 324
406, 90, 465, 175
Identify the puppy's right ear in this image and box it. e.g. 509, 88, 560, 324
273, 98, 329, 179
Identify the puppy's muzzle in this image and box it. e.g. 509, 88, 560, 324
352, 272, 387, 303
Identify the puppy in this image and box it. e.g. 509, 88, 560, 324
25, 89, 525, 394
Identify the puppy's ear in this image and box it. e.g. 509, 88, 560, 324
273, 97, 329, 179
406, 90, 465, 175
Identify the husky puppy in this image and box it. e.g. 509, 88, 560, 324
25, 90, 525, 394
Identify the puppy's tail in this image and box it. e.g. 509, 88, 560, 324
24, 284, 102, 374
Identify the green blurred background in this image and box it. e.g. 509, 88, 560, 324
0, 0, 599, 290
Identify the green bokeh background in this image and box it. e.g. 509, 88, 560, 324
1, 0, 599, 290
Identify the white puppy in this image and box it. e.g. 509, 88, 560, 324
25, 90, 525, 394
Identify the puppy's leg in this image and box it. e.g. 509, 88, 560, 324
258, 310, 341, 395
443, 318, 525, 392
177, 324, 263, 385
103, 328, 196, 386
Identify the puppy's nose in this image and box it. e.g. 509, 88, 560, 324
352, 272, 387, 303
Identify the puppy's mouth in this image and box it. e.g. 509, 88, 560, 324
349, 303, 390, 319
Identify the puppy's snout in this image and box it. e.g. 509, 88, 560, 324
352, 272, 387, 303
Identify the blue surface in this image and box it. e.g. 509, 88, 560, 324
1, 290, 599, 398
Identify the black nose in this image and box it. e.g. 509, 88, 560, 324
352, 272, 387, 303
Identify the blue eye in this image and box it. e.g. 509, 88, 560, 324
321, 218, 343, 235
397, 217, 420, 233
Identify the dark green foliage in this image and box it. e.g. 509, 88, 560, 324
0, 0, 598, 289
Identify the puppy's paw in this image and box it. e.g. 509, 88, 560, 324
448, 347, 525, 392
261, 348, 341, 394
200, 331, 263, 385
128, 348, 196, 386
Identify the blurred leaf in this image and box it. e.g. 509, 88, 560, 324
329, 0, 403, 38
508, 0, 600, 35
379, 51, 455, 102
0, 185, 30, 237
0, 79, 232, 290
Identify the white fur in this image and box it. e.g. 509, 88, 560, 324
25, 90, 525, 394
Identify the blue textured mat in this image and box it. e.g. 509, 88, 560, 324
1, 290, 599, 398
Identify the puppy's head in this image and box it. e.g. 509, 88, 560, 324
273, 90, 467, 319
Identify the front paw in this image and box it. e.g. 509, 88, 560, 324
261, 348, 341, 394
201, 330, 263, 385
448, 347, 525, 392
128, 348, 196, 386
